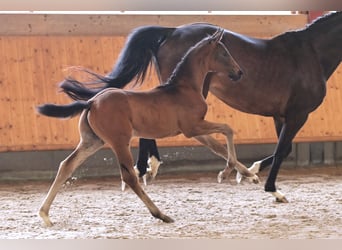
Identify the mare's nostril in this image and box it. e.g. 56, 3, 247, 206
228, 69, 243, 81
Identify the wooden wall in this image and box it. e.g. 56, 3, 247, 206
0, 13, 341, 152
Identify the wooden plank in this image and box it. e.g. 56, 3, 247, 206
0, 36, 13, 149
0, 14, 308, 37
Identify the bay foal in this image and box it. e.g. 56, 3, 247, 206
37, 29, 258, 226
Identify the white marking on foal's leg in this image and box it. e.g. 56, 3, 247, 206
217, 166, 234, 184
236, 160, 262, 184
142, 174, 147, 186
271, 190, 289, 203
121, 180, 126, 191
217, 170, 224, 183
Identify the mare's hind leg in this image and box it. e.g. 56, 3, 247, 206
194, 135, 258, 184
109, 138, 174, 223
122, 139, 162, 191
39, 112, 104, 227
145, 139, 162, 180
123, 139, 161, 190
135, 139, 161, 179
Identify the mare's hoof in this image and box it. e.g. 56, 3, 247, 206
147, 156, 162, 180
275, 196, 289, 203
271, 190, 289, 203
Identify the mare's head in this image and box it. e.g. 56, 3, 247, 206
201, 28, 243, 81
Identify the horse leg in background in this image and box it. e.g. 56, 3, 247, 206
262, 113, 308, 202
247, 144, 292, 175
194, 135, 257, 184
185, 121, 259, 183
109, 138, 174, 223
39, 112, 104, 227
141, 139, 162, 181
236, 117, 291, 183
122, 138, 162, 191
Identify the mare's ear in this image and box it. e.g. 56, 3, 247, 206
211, 28, 224, 43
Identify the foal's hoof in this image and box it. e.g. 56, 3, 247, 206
161, 215, 175, 223
247, 174, 260, 184
236, 160, 261, 184
237, 173, 259, 184
39, 210, 53, 227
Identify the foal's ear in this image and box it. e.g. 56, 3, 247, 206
211, 28, 224, 43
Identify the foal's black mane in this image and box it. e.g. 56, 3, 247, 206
159, 35, 214, 88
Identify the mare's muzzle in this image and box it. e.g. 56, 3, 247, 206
229, 69, 243, 81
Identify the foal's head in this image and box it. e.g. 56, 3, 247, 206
200, 28, 243, 81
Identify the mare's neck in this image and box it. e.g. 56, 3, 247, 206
306, 12, 342, 79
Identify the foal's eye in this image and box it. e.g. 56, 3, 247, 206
222, 51, 228, 57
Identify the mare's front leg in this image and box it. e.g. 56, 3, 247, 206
262, 113, 308, 203
109, 138, 174, 223
185, 121, 259, 184
39, 113, 104, 226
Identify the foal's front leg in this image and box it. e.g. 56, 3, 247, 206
194, 135, 238, 181
186, 121, 259, 183
109, 140, 174, 223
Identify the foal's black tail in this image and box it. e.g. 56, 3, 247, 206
60, 26, 175, 100
37, 101, 90, 118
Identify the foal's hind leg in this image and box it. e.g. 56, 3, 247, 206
194, 135, 258, 183
108, 138, 174, 223
39, 112, 104, 227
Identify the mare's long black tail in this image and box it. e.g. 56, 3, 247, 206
37, 101, 90, 118
60, 26, 175, 101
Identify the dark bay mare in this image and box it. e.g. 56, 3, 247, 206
37, 30, 259, 226
60, 12, 342, 202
